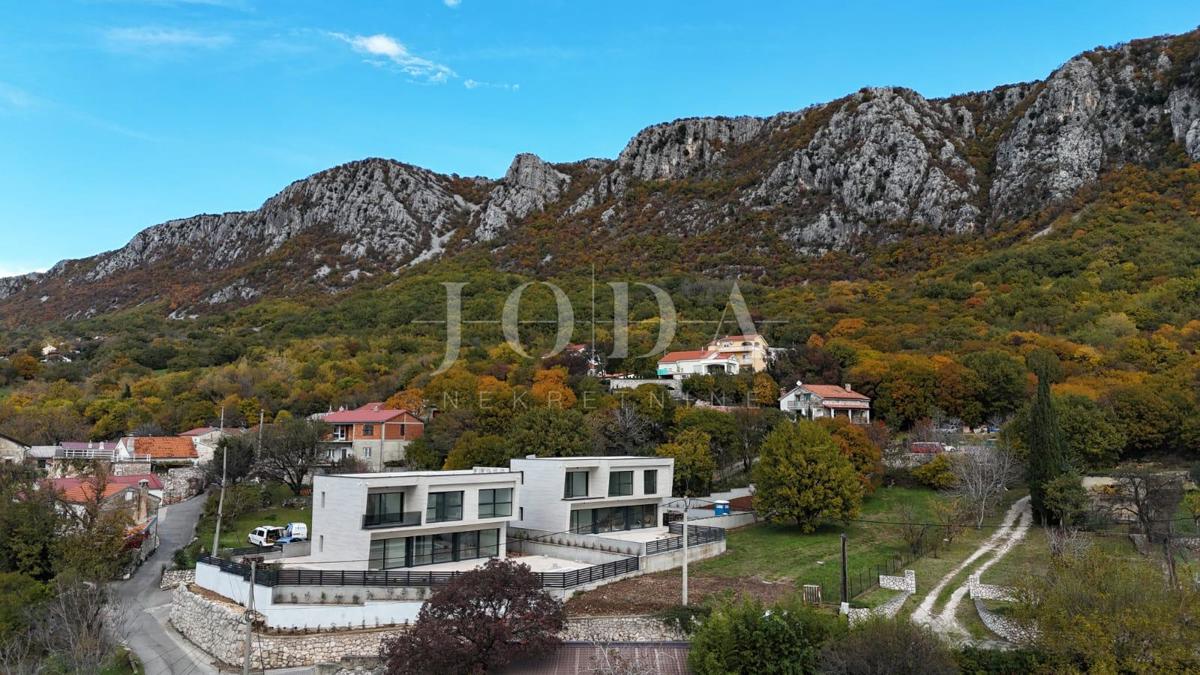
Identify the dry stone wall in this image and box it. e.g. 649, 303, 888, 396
172, 585, 685, 669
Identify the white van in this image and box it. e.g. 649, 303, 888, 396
277, 522, 308, 543
247, 525, 285, 547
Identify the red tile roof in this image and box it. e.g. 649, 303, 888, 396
128, 437, 197, 459
799, 384, 870, 400
49, 474, 163, 503
657, 350, 732, 364
324, 404, 410, 424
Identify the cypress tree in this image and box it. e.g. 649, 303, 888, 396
1026, 364, 1070, 523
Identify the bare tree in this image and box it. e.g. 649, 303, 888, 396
951, 447, 1020, 528
898, 506, 928, 556
255, 418, 329, 495
1047, 528, 1093, 560
587, 643, 685, 675
32, 579, 130, 673
1107, 469, 1184, 543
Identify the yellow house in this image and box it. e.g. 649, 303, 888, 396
703, 334, 770, 373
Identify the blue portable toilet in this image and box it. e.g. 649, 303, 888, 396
714, 500, 731, 516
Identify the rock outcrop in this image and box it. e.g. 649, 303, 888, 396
4, 29, 1200, 323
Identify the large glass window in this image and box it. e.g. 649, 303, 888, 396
406, 530, 499, 568
479, 488, 513, 518
426, 491, 463, 523
367, 492, 404, 517
480, 529, 499, 557
570, 509, 593, 533
643, 470, 658, 495
368, 537, 407, 570
432, 533, 454, 564
608, 471, 633, 496
564, 471, 588, 498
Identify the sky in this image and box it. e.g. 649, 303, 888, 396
1, 1, 1198, 276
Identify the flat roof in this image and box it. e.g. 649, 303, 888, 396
320, 468, 517, 479
511, 456, 667, 462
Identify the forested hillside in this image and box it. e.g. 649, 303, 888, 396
0, 30, 1199, 469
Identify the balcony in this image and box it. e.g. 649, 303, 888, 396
362, 511, 423, 529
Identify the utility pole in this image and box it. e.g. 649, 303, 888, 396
212, 406, 227, 556
242, 558, 257, 675
840, 532, 848, 604
681, 496, 690, 606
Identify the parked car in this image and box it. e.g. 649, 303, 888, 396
247, 525, 286, 547
275, 522, 308, 544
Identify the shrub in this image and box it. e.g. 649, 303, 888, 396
819, 617, 957, 675
689, 595, 842, 675
911, 454, 957, 490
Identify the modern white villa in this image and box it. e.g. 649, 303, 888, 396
509, 455, 672, 535
188, 455, 730, 640
302, 468, 520, 570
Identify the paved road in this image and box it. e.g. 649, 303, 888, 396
113, 493, 219, 675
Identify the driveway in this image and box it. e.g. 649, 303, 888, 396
113, 493, 218, 675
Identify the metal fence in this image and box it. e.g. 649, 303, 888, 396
644, 523, 727, 556
804, 545, 925, 606
225, 544, 282, 557
197, 554, 639, 590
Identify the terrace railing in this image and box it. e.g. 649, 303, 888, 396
197, 553, 639, 590
362, 512, 423, 529
644, 523, 726, 556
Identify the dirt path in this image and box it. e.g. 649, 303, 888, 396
910, 495, 1032, 639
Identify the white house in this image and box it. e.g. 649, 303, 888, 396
656, 350, 740, 379
509, 456, 673, 535
779, 382, 871, 423
703, 334, 771, 373
304, 468, 520, 571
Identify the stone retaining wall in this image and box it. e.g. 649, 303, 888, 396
840, 570, 915, 625
974, 598, 1037, 643
160, 569, 195, 590
171, 584, 684, 669
879, 570, 916, 593
967, 573, 1016, 602
562, 616, 685, 642
170, 585, 405, 668
163, 467, 206, 504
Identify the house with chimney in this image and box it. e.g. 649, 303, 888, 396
317, 403, 425, 471
778, 382, 871, 424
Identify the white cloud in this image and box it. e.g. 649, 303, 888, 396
329, 32, 455, 83
0, 82, 43, 111
444, 0, 461, 7
103, 27, 233, 51
463, 78, 518, 92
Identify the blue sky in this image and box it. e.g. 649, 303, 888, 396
1, 1, 1197, 276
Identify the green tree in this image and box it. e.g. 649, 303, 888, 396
1042, 472, 1089, 527
753, 422, 863, 532
656, 429, 716, 496
962, 349, 1027, 421
506, 407, 591, 458
911, 454, 958, 490
817, 417, 883, 494
674, 408, 739, 468
443, 432, 510, 470
1014, 550, 1200, 673
689, 595, 842, 675
208, 433, 257, 485
1026, 362, 1070, 524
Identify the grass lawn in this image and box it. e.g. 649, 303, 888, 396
178, 483, 311, 563
694, 487, 949, 602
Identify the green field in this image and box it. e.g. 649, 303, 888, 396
694, 487, 955, 602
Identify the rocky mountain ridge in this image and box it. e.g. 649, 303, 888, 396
3, 28, 1199, 324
